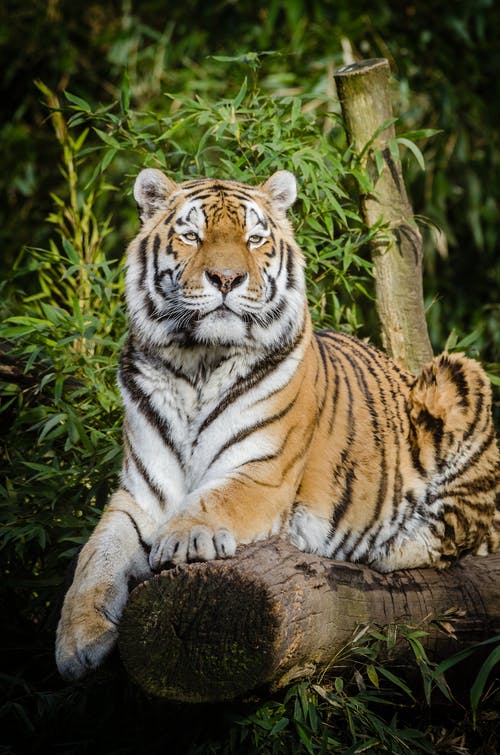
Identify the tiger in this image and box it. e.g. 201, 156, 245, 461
56, 167, 499, 680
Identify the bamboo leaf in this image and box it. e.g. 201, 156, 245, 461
397, 137, 426, 171
470, 644, 500, 725
64, 91, 92, 111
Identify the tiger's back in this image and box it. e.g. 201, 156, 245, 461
291, 330, 499, 570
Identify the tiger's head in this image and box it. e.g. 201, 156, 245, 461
125, 168, 307, 351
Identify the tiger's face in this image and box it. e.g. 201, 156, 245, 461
126, 169, 306, 350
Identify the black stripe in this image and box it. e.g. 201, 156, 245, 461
267, 274, 277, 302
463, 391, 485, 442
163, 209, 176, 226
252, 297, 288, 327
139, 346, 197, 387
285, 242, 297, 289
235, 419, 300, 473
113, 508, 150, 553
208, 392, 299, 468
315, 334, 341, 434
446, 358, 470, 407
138, 235, 149, 290
441, 425, 496, 484
312, 335, 330, 420
281, 420, 316, 480
343, 348, 389, 524
277, 239, 285, 279
320, 329, 418, 546
235, 472, 286, 490
413, 408, 445, 459
318, 333, 418, 483
341, 347, 383, 447
319, 329, 414, 387
125, 436, 168, 507
152, 233, 164, 297
325, 354, 356, 539
444, 496, 494, 517
196, 325, 305, 438
119, 348, 184, 469
264, 241, 276, 259
438, 476, 498, 498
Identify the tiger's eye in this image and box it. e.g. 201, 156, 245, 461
182, 231, 199, 242
248, 234, 264, 245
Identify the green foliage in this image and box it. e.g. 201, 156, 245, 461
225, 623, 499, 754
0, 103, 124, 624
433, 635, 500, 729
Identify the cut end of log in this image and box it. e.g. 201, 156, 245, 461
119, 561, 280, 702
335, 58, 389, 77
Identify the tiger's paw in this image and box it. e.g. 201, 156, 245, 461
55, 580, 127, 681
149, 519, 237, 569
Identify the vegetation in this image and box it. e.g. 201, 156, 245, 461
1, 1, 499, 752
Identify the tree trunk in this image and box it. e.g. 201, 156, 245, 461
334, 58, 433, 374
118, 539, 500, 702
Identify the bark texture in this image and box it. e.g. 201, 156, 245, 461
118, 539, 500, 702
334, 58, 433, 374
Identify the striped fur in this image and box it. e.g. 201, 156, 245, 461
56, 168, 499, 679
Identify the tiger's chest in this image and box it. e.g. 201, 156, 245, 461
119, 351, 282, 510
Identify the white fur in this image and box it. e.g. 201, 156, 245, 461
263, 170, 297, 212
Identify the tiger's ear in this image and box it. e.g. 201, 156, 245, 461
133, 168, 177, 223
261, 170, 297, 212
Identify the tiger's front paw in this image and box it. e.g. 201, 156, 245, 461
149, 518, 237, 569
55, 579, 127, 681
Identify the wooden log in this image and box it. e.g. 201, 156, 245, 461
118, 539, 500, 702
334, 59, 433, 374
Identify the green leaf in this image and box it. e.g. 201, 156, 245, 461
93, 128, 121, 149
270, 717, 289, 735
397, 137, 426, 171
366, 664, 379, 688
295, 721, 314, 754
120, 72, 131, 113
358, 117, 398, 159
398, 128, 442, 140
233, 77, 248, 109
38, 413, 68, 442
470, 645, 500, 725
373, 148, 385, 177
62, 238, 80, 265
64, 91, 92, 111
100, 148, 118, 172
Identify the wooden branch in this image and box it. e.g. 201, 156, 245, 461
334, 58, 433, 374
118, 539, 500, 702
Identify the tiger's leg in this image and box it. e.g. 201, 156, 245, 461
55, 489, 157, 680
148, 477, 299, 570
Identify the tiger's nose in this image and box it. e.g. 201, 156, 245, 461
206, 269, 248, 294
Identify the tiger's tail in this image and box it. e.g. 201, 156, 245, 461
409, 352, 499, 556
